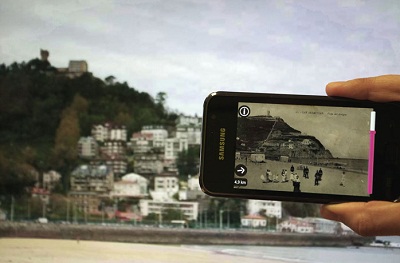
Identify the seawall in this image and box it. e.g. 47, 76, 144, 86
0, 222, 373, 247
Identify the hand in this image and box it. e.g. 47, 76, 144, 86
320, 202, 400, 236
321, 74, 400, 236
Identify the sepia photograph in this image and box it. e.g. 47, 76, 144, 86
235, 102, 373, 196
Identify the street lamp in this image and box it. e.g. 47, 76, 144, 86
219, 210, 224, 230
66, 198, 70, 223
10, 196, 14, 222
42, 199, 46, 218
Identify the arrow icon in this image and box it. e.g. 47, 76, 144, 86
235, 164, 247, 176
237, 167, 245, 174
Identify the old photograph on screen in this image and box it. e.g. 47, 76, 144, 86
234, 102, 374, 196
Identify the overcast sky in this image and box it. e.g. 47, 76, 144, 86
1, 0, 399, 115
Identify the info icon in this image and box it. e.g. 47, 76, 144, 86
238, 105, 250, 117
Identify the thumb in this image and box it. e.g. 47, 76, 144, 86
326, 74, 400, 102
321, 201, 400, 236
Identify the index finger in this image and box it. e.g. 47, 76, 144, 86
326, 74, 400, 102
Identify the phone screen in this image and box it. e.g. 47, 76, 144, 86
233, 102, 375, 197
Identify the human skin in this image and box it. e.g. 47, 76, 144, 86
321, 74, 400, 236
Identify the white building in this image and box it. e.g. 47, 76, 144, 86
305, 217, 340, 234
110, 127, 127, 141
164, 137, 188, 160
69, 60, 88, 73
70, 164, 114, 193
241, 215, 267, 228
187, 175, 201, 191
78, 136, 98, 158
179, 174, 204, 201
301, 139, 312, 146
277, 217, 342, 234
176, 125, 201, 145
175, 114, 202, 145
139, 199, 199, 220
92, 123, 127, 142
131, 132, 154, 153
133, 153, 164, 175
42, 170, 62, 191
141, 125, 168, 148
176, 114, 202, 126
154, 174, 179, 198
92, 124, 109, 142
247, 200, 282, 219
57, 59, 89, 78
101, 140, 126, 157
278, 217, 314, 233
104, 157, 127, 175
111, 173, 148, 198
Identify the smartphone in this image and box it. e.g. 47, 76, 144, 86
200, 91, 400, 203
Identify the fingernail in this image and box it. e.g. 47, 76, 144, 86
326, 81, 345, 89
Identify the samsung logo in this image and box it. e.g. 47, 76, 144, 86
219, 128, 226, 160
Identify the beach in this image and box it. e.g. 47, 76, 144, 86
0, 238, 280, 263
237, 159, 368, 196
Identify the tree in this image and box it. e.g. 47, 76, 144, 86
155, 92, 167, 106
54, 94, 88, 161
53, 94, 88, 191
176, 145, 200, 180
163, 208, 186, 221
0, 152, 37, 196
105, 75, 116, 85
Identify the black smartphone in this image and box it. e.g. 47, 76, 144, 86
200, 91, 400, 203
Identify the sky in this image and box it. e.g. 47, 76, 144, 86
1, 0, 399, 116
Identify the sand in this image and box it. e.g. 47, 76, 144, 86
0, 238, 280, 263
236, 159, 368, 196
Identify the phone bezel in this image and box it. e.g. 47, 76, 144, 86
200, 91, 400, 203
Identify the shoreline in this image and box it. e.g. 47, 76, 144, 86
0, 238, 282, 263
0, 222, 373, 247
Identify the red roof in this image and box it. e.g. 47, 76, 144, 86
31, 187, 50, 195
131, 132, 153, 140
115, 211, 142, 221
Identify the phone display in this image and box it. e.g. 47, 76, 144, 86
200, 91, 400, 203
235, 102, 373, 197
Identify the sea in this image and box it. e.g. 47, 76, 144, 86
186, 236, 400, 263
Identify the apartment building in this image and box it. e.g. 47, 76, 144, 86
139, 199, 199, 221
141, 125, 168, 148
154, 173, 179, 198
92, 123, 127, 143
110, 173, 149, 199
70, 164, 114, 193
69, 165, 114, 214
247, 200, 282, 219
78, 136, 98, 158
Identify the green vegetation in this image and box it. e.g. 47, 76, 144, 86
0, 59, 319, 223
0, 60, 177, 195
176, 145, 200, 180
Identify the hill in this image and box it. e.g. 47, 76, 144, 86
236, 115, 333, 160
0, 60, 177, 195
